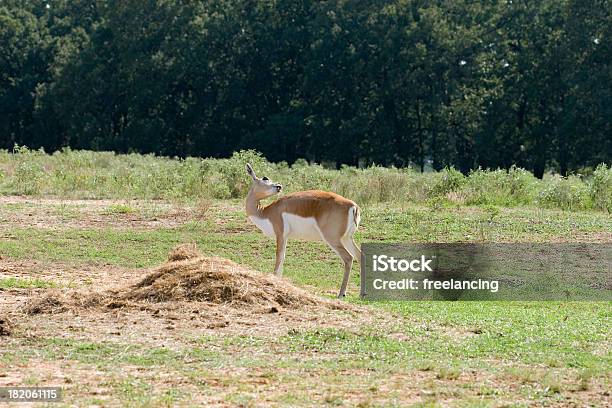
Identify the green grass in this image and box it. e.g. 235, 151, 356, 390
0, 277, 59, 289
25, 338, 222, 369
103, 204, 136, 215
278, 302, 610, 372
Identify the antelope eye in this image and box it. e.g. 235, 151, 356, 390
262, 177, 269, 181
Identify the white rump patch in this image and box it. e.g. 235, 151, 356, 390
282, 213, 323, 241
249, 216, 275, 237
345, 206, 358, 238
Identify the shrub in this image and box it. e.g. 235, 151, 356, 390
589, 163, 612, 212
537, 175, 591, 211
331, 166, 415, 204
9, 145, 46, 195
462, 166, 539, 206
207, 150, 276, 198
429, 167, 465, 198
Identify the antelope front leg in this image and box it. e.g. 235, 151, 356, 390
273, 235, 287, 276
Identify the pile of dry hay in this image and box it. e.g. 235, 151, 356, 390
25, 244, 349, 314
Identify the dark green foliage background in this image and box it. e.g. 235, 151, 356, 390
1, 0, 610, 176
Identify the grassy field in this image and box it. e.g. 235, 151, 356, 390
0, 151, 611, 407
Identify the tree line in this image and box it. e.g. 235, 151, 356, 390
1, 0, 610, 177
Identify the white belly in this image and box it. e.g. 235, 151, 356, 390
249, 216, 275, 237
282, 213, 323, 241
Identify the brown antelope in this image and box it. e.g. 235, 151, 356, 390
245, 163, 361, 298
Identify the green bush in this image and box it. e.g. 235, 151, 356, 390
589, 164, 612, 212
537, 175, 592, 211
429, 167, 465, 198
9, 145, 47, 195
331, 166, 416, 204
462, 166, 539, 206
207, 150, 276, 198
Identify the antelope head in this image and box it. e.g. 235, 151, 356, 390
245, 163, 282, 200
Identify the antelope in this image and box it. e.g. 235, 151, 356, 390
245, 163, 361, 298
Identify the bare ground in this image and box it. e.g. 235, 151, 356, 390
0, 196, 195, 230
0, 258, 141, 288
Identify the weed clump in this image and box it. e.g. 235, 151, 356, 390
462, 166, 539, 206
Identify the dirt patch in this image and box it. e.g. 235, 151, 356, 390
24, 293, 66, 315
0, 196, 194, 230
0, 258, 142, 288
0, 315, 13, 336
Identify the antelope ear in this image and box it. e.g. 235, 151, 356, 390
246, 163, 257, 179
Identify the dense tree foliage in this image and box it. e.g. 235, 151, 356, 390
1, 0, 610, 176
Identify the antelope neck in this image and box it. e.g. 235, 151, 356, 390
246, 190, 266, 218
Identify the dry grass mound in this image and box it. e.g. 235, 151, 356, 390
121, 245, 344, 309
21, 245, 351, 314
